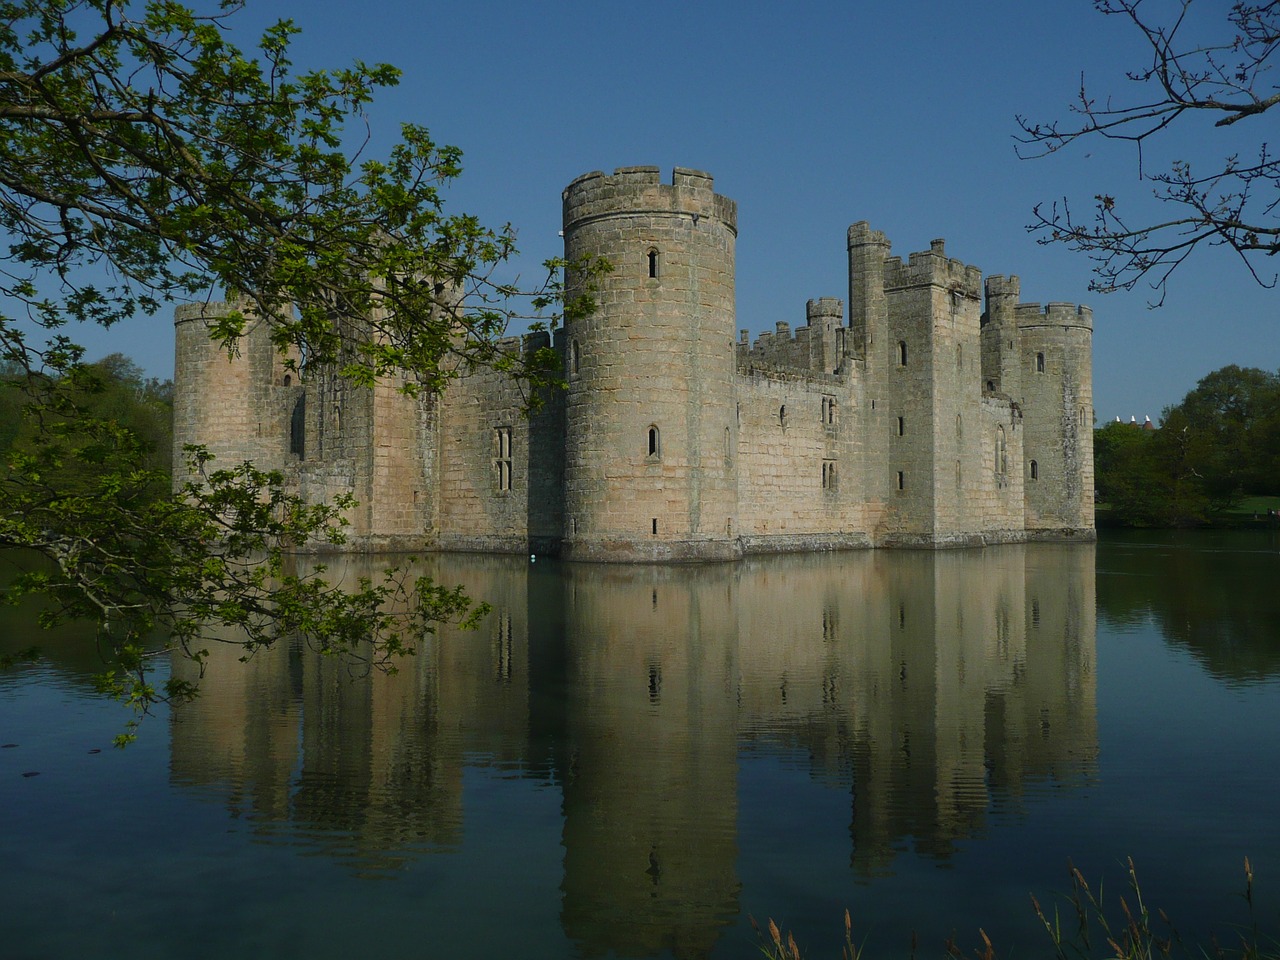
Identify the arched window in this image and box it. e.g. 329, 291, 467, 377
896, 416, 905, 437
822, 460, 837, 490
897, 340, 908, 366
1030, 459, 1039, 480
647, 425, 660, 458
1036, 352, 1045, 373
779, 405, 787, 428
283, 374, 292, 387
647, 247, 659, 279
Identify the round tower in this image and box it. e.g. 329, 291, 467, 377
561, 166, 739, 561
172, 297, 298, 492
1017, 302, 1095, 537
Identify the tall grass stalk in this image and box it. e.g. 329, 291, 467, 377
755, 858, 1275, 960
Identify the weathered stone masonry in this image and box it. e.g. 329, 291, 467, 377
172, 166, 1094, 561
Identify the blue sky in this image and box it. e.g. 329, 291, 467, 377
80, 0, 1280, 423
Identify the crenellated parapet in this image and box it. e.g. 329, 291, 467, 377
883, 239, 983, 299
1015, 301, 1094, 331
562, 166, 737, 237
736, 298, 849, 378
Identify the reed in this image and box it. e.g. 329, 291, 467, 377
755, 859, 1275, 960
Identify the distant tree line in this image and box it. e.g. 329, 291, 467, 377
1095, 365, 1280, 526
0, 352, 173, 508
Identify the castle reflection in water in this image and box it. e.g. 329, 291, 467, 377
170, 545, 1096, 958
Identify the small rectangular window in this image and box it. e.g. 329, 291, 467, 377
897, 471, 905, 491
494, 426, 513, 492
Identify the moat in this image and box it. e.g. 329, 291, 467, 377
2, 532, 1278, 959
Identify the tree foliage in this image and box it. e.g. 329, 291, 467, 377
0, 0, 598, 740
1095, 364, 1280, 524
1018, 1, 1280, 300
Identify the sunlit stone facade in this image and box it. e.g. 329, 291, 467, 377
173, 167, 1094, 560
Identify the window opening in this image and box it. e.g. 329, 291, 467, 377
897, 471, 905, 491
647, 425, 660, 458
898, 340, 908, 366
289, 396, 305, 458
651, 518, 658, 536
647, 248, 659, 279
1036, 352, 1045, 373
572, 340, 580, 376
822, 460, 837, 490
1030, 459, 1039, 480
896, 416, 905, 436
995, 425, 1008, 479
494, 426, 513, 492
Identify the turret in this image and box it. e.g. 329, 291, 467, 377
561, 167, 739, 560
981, 275, 1022, 398
1017, 301, 1094, 535
171, 296, 301, 491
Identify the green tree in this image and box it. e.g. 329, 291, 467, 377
1094, 364, 1280, 526
1166, 364, 1280, 500
0, 0, 601, 740
1018, 1, 1280, 301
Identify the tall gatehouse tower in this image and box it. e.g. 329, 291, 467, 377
560, 167, 740, 561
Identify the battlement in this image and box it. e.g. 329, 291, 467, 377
738, 301, 847, 376
1015, 301, 1094, 331
883, 238, 982, 298
984, 275, 1021, 301
806, 297, 844, 326
848, 221, 890, 249
562, 165, 737, 234
174, 299, 239, 324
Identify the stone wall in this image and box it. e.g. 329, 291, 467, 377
171, 166, 1095, 560
437, 334, 565, 555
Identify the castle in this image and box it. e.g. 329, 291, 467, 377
172, 166, 1094, 561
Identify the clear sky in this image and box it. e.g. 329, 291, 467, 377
76, 0, 1280, 424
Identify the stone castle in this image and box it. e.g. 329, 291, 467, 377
172, 166, 1094, 561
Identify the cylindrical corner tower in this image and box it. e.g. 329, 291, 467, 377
172, 298, 297, 491
1018, 302, 1095, 537
561, 166, 739, 561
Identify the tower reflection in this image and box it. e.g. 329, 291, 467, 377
170, 544, 1096, 951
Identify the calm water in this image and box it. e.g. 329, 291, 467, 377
2, 532, 1278, 959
